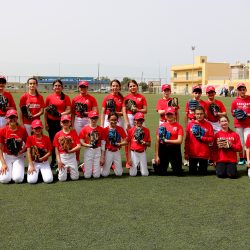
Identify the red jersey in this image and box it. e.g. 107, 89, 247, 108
79, 125, 105, 148
0, 125, 28, 154
72, 94, 98, 118
185, 99, 207, 120
19, 93, 45, 124
185, 119, 214, 159
102, 94, 123, 115
214, 130, 242, 163
205, 99, 226, 122
26, 134, 52, 153
45, 93, 71, 121
231, 96, 250, 128
156, 98, 180, 122
245, 134, 250, 148
156, 121, 183, 143
128, 126, 151, 152
104, 125, 127, 151
123, 93, 147, 114
0, 91, 16, 116
53, 130, 80, 154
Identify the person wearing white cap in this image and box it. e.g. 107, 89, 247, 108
26, 119, 53, 184
231, 83, 250, 165
0, 110, 28, 183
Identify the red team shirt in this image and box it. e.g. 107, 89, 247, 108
104, 125, 127, 151
185, 99, 207, 120
157, 121, 184, 142
53, 130, 80, 154
231, 96, 250, 128
205, 99, 226, 122
185, 120, 214, 159
45, 93, 71, 121
156, 98, 180, 122
102, 94, 123, 115
123, 93, 147, 114
26, 134, 52, 153
127, 126, 151, 152
214, 130, 242, 163
79, 125, 105, 148
0, 126, 28, 154
0, 91, 16, 116
72, 94, 98, 118
245, 134, 250, 150
19, 93, 45, 124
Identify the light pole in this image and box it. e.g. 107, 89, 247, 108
191, 46, 195, 87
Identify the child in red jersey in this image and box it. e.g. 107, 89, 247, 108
0, 110, 28, 183
185, 106, 214, 175
231, 83, 250, 165
156, 84, 180, 125
214, 116, 242, 178
245, 135, 250, 177
155, 107, 184, 176
102, 112, 128, 177
53, 115, 81, 181
26, 119, 53, 184
0, 75, 16, 128
19, 77, 45, 135
79, 111, 106, 179
101, 79, 124, 128
127, 112, 151, 176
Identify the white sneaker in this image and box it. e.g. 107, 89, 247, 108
248, 168, 250, 178
184, 160, 189, 167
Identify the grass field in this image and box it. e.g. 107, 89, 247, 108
1, 92, 250, 249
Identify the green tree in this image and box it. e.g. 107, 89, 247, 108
121, 77, 131, 91
139, 82, 148, 92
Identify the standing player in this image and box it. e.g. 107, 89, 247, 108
53, 115, 81, 181
26, 119, 53, 184
0, 110, 28, 183
101, 112, 128, 177
185, 106, 214, 175
100, 79, 124, 128
45, 79, 71, 167
19, 77, 45, 135
156, 84, 179, 125
155, 107, 184, 176
0, 75, 16, 128
127, 112, 151, 176
214, 116, 242, 178
231, 83, 250, 165
79, 111, 105, 179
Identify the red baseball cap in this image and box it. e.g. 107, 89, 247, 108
6, 109, 18, 118
61, 115, 71, 122
237, 82, 246, 89
78, 80, 89, 87
31, 119, 43, 129
161, 84, 171, 92
192, 85, 202, 93
88, 110, 99, 118
165, 107, 176, 114
0, 75, 7, 83
206, 86, 216, 93
134, 112, 144, 120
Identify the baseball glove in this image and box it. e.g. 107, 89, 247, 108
21, 105, 33, 119
188, 99, 199, 111
209, 103, 220, 116
159, 126, 171, 143
217, 138, 231, 149
45, 104, 61, 117
234, 109, 248, 120
106, 99, 116, 113
6, 138, 22, 156
191, 124, 205, 140
134, 127, 145, 144
31, 146, 47, 162
125, 99, 137, 113
58, 136, 73, 152
75, 102, 88, 118
108, 128, 121, 146
168, 97, 178, 108
0, 95, 8, 111
88, 130, 99, 148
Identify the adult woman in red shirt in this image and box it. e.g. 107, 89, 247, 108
19, 77, 45, 135
44, 79, 71, 167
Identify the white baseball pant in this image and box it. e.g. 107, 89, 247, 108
236, 127, 250, 151
101, 150, 123, 177
24, 124, 32, 136
127, 114, 135, 128
104, 114, 124, 128
130, 151, 149, 176
84, 147, 101, 178
0, 116, 7, 128
58, 153, 79, 181
27, 161, 53, 184
74, 117, 89, 135
0, 153, 25, 183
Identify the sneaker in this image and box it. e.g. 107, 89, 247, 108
238, 159, 245, 165
184, 160, 189, 167
248, 168, 250, 177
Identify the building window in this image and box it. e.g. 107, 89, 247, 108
198, 71, 202, 77
186, 72, 189, 80
174, 72, 177, 78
